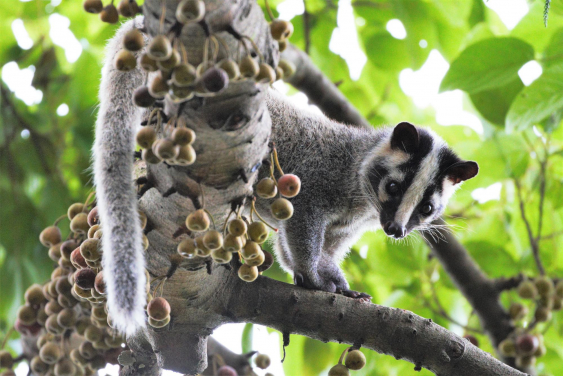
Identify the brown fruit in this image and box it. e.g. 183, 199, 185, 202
217, 365, 237, 376
174, 144, 196, 166
136, 126, 157, 149
55, 276, 73, 296
45, 314, 63, 335
148, 315, 170, 328
195, 236, 212, 257
140, 53, 159, 72
40, 226, 62, 247
254, 354, 270, 369
39, 342, 61, 365
48, 243, 62, 262
228, 219, 247, 237
178, 238, 197, 258
270, 19, 294, 41
153, 138, 177, 160
57, 308, 77, 328
84, 325, 103, 343
118, 0, 140, 17
555, 279, 563, 298
534, 307, 552, 322
149, 72, 170, 99
518, 280, 538, 299
123, 28, 144, 52
218, 58, 240, 80
79, 342, 97, 360
278, 39, 287, 52
157, 50, 181, 71
186, 209, 210, 232
115, 50, 137, 71
257, 250, 274, 273
211, 248, 232, 264
535, 276, 554, 297
172, 127, 195, 145
25, 284, 46, 306
142, 147, 162, 164
203, 230, 223, 250
0, 351, 13, 369
222, 234, 243, 252
239, 56, 260, 78
80, 238, 101, 261
328, 364, 350, 376
100, 4, 119, 23
70, 213, 90, 234
176, 0, 206, 24
148, 35, 172, 61
30, 356, 49, 374
275, 66, 284, 81
75, 268, 97, 290
238, 264, 259, 282
516, 334, 539, 356
45, 300, 63, 316
278, 174, 301, 197
94, 271, 106, 294
345, 349, 366, 370
132, 86, 156, 109
83, 0, 103, 14
147, 297, 171, 321
71, 248, 88, 269
60, 239, 78, 260
553, 296, 562, 311
256, 63, 276, 84
70, 349, 87, 365
271, 198, 293, 220
17, 305, 37, 326
256, 178, 277, 198
201, 67, 229, 93
172, 63, 197, 86
87, 207, 99, 226
36, 307, 48, 325
509, 302, 528, 320
278, 59, 296, 79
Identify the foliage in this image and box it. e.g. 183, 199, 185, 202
1, 0, 563, 375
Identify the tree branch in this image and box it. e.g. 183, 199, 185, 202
281, 44, 372, 129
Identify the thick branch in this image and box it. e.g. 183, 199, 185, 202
281, 44, 371, 129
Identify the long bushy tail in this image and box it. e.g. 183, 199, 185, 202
93, 18, 147, 336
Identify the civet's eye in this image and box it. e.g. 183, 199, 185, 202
386, 181, 399, 195
420, 203, 433, 215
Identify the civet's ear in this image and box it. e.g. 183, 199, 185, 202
390, 122, 419, 153
444, 161, 479, 185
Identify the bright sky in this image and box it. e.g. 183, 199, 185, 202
6, 1, 541, 374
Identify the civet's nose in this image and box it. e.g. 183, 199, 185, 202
384, 221, 406, 239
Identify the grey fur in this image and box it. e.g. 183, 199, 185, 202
93, 18, 148, 335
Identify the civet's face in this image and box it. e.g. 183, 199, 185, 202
363, 122, 479, 239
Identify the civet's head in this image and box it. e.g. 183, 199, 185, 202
363, 122, 478, 239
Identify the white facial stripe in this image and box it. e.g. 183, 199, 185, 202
441, 178, 458, 206
394, 143, 442, 226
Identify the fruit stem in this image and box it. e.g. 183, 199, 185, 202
272, 144, 284, 176
53, 214, 68, 227
241, 36, 264, 63
203, 37, 210, 65
180, 42, 189, 64
264, 0, 276, 21
338, 347, 350, 365
210, 35, 219, 62
251, 198, 278, 232
146, 108, 161, 130
203, 209, 216, 230
222, 210, 234, 236
159, 0, 167, 35
82, 191, 97, 212
213, 34, 231, 59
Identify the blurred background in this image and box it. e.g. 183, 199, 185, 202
1, 0, 563, 375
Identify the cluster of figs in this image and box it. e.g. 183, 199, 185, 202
497, 276, 563, 367
328, 348, 366, 376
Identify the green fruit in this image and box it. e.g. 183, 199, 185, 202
30, 356, 49, 374
186, 209, 210, 232
256, 63, 276, 84
195, 236, 212, 257
70, 213, 90, 234
136, 126, 157, 149
222, 234, 243, 252
534, 307, 552, 322
142, 147, 162, 164
278, 39, 287, 52
39, 342, 61, 365
54, 358, 75, 376
148, 35, 172, 61
498, 338, 516, 357
157, 50, 181, 71
328, 364, 350, 376
174, 144, 196, 166
172, 63, 197, 86
153, 138, 177, 160
256, 178, 277, 198
271, 198, 293, 220
238, 264, 259, 282
270, 19, 294, 41
203, 230, 223, 250
140, 53, 158, 72
80, 239, 101, 261
248, 222, 268, 243
17, 305, 37, 326
211, 248, 232, 264
79, 342, 97, 360
509, 302, 528, 321
0, 351, 13, 369
517, 280, 538, 300
254, 354, 270, 369
345, 350, 366, 370
515, 355, 536, 368
123, 28, 144, 52
57, 308, 77, 328
228, 218, 247, 237
149, 72, 170, 99
148, 315, 170, 328
45, 314, 64, 335
178, 238, 197, 258
172, 127, 196, 145
67, 203, 85, 220
176, 0, 206, 23
244, 249, 265, 267
84, 325, 104, 343
239, 56, 259, 78
218, 58, 240, 80
535, 276, 554, 297
25, 284, 46, 306
242, 241, 262, 260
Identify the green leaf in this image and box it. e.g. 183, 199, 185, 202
506, 63, 563, 132
440, 37, 534, 94
543, 27, 563, 68
241, 323, 253, 354
469, 77, 524, 126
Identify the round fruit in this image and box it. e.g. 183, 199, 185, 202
88, 224, 100, 239
79, 342, 97, 360
142, 148, 162, 164
147, 297, 171, 321
100, 4, 119, 23
517, 280, 538, 300
515, 355, 536, 368
223, 234, 243, 252
278, 39, 288, 52
84, 325, 103, 343
244, 249, 265, 267
148, 35, 172, 61
516, 334, 539, 356
196, 61, 215, 78
248, 222, 268, 243
153, 138, 177, 160
60, 239, 78, 260
25, 284, 46, 306
509, 302, 528, 321
80, 239, 101, 261
345, 349, 366, 370
136, 126, 157, 149
39, 342, 61, 365
157, 50, 180, 71
123, 28, 144, 51
178, 238, 197, 258
40, 226, 62, 247
271, 198, 293, 220
87, 206, 99, 226
534, 307, 552, 322
278, 174, 301, 198
328, 364, 350, 376
256, 178, 277, 198
228, 219, 247, 237
535, 276, 554, 297
242, 241, 261, 260
239, 56, 259, 78
172, 127, 196, 146
149, 73, 170, 99
67, 203, 85, 220
118, 0, 140, 17
278, 59, 296, 78
174, 144, 196, 166
94, 271, 106, 295
57, 308, 77, 328
134, 86, 156, 108
17, 305, 37, 326
217, 365, 237, 376
186, 209, 210, 232
238, 264, 259, 282
140, 53, 158, 72
256, 63, 276, 84
555, 280, 563, 298
211, 248, 232, 264
148, 315, 170, 328
69, 349, 87, 366
201, 67, 229, 93
75, 268, 97, 290
83, 0, 103, 13
139, 211, 147, 229
257, 250, 274, 272
0, 351, 13, 369
45, 300, 63, 316
270, 19, 294, 41
553, 296, 562, 311
71, 248, 88, 269
498, 338, 516, 357
30, 356, 49, 374
172, 63, 197, 86
254, 353, 270, 369
203, 230, 223, 250
218, 58, 240, 80
195, 236, 212, 257
70, 212, 89, 234
54, 358, 75, 376
275, 66, 284, 81
176, 0, 206, 24
46, 314, 64, 334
